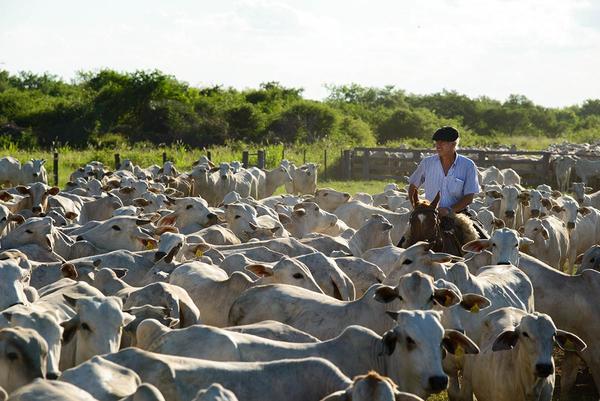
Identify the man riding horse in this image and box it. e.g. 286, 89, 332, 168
401, 126, 486, 255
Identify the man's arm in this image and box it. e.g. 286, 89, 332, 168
450, 193, 475, 213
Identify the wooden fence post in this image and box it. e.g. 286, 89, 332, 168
242, 151, 249, 168
303, 149, 307, 164
281, 148, 285, 162
114, 153, 121, 170
323, 149, 328, 180
207, 151, 212, 161
362, 149, 370, 180
343, 150, 352, 180
257, 150, 266, 169
162, 152, 167, 164
53, 152, 59, 186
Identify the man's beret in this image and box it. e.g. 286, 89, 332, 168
432, 126, 459, 142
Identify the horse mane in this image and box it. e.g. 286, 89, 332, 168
452, 213, 479, 245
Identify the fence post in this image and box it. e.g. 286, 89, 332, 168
257, 150, 266, 169
323, 149, 328, 180
242, 151, 249, 168
281, 148, 285, 162
53, 152, 59, 186
362, 150, 370, 180
207, 151, 212, 161
343, 150, 352, 180
114, 153, 121, 170
303, 149, 307, 164
162, 152, 167, 164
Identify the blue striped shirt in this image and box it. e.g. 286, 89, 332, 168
409, 153, 480, 209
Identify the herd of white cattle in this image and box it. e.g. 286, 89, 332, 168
1, 154, 600, 401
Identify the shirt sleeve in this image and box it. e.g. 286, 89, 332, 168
409, 159, 426, 187
463, 159, 481, 195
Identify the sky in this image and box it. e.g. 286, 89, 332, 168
1, 0, 599, 107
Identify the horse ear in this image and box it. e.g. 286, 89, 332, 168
431, 192, 441, 209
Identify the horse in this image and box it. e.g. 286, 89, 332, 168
403, 191, 480, 257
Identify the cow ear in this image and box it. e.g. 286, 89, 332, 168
61, 316, 80, 343
579, 207, 591, 216
551, 205, 563, 213
462, 239, 491, 254
278, 213, 292, 225
541, 228, 549, 240
8, 214, 25, 224
245, 264, 273, 277
65, 211, 78, 221
16, 185, 29, 195
460, 294, 491, 313
122, 312, 136, 327
48, 186, 60, 196
60, 263, 78, 279
433, 288, 461, 307
380, 330, 398, 356
374, 285, 399, 304
0, 191, 13, 201
492, 330, 519, 351
555, 329, 587, 352
519, 237, 534, 248
429, 252, 463, 263
551, 190, 562, 198
444, 329, 480, 355
518, 226, 524, 234
62, 294, 79, 307
113, 268, 128, 279
493, 218, 505, 229
585, 186, 593, 193
575, 253, 584, 265
2, 312, 13, 322
293, 208, 306, 217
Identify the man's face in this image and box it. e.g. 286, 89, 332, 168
435, 140, 456, 157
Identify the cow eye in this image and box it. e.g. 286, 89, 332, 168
234, 215, 241, 219
186, 205, 193, 210
111, 225, 121, 231
491, 243, 496, 247
533, 228, 538, 231
25, 229, 33, 234
323, 193, 328, 196
292, 273, 303, 279
591, 258, 595, 263
406, 336, 416, 350
81, 322, 91, 331
6, 352, 18, 361
314, 207, 318, 211
522, 331, 529, 338
402, 259, 413, 265
0, 217, 5, 221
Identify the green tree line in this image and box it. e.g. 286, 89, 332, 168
1, 69, 599, 149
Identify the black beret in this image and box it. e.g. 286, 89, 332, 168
432, 126, 459, 142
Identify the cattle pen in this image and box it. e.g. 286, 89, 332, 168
342, 147, 600, 187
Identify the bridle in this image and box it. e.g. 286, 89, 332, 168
408, 206, 443, 250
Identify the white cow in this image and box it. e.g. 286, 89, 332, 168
572, 182, 600, 208
520, 216, 569, 271
103, 348, 351, 401
138, 311, 478, 399
462, 307, 586, 401
0, 327, 48, 394
321, 371, 424, 401
169, 257, 323, 326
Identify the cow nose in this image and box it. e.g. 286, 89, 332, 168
33, 173, 38, 177
530, 209, 540, 218
76, 235, 85, 241
535, 363, 554, 378
497, 261, 511, 265
567, 222, 575, 230
505, 210, 515, 218
154, 251, 166, 262
32, 206, 42, 213
428, 375, 448, 392
46, 372, 60, 380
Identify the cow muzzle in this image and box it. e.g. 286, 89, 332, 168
567, 222, 575, 230
504, 210, 515, 218
428, 375, 448, 393
535, 363, 554, 378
